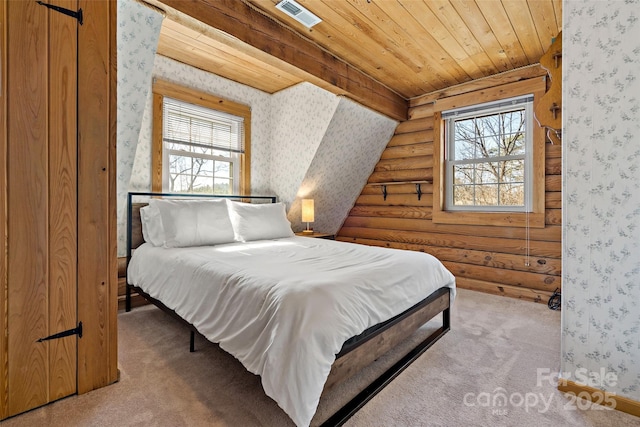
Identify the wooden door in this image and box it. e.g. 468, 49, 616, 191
2, 0, 78, 417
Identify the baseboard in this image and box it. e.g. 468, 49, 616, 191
558, 380, 640, 418
455, 277, 553, 305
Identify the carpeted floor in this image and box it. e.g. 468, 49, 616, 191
4, 289, 639, 427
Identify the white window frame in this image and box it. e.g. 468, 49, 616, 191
443, 95, 534, 213
161, 96, 244, 195
162, 148, 240, 195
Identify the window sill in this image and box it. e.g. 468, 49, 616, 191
432, 210, 545, 228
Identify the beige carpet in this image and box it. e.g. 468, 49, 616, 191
4, 289, 639, 427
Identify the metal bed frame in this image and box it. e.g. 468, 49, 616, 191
125, 191, 451, 427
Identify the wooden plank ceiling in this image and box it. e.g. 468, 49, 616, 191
152, 0, 562, 119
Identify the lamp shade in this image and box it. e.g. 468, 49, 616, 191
301, 199, 314, 223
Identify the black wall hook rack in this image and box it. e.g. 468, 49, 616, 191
367, 180, 431, 202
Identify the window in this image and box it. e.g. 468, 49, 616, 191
443, 95, 533, 212
163, 98, 242, 194
432, 78, 546, 228
152, 80, 251, 195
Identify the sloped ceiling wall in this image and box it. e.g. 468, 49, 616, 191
288, 97, 398, 234
268, 83, 339, 209
269, 82, 397, 234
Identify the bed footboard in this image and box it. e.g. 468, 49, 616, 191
324, 287, 449, 392
320, 287, 450, 427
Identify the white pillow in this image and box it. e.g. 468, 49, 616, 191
153, 198, 235, 247
228, 202, 294, 242
139, 204, 165, 246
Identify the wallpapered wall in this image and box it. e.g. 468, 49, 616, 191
562, 0, 640, 400
117, 6, 398, 254
288, 98, 397, 234
129, 55, 274, 194
116, 0, 163, 255
269, 82, 340, 210
268, 83, 397, 233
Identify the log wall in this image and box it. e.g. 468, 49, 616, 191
337, 67, 561, 304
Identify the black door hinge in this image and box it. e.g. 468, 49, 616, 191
36, 1, 83, 25
37, 322, 83, 343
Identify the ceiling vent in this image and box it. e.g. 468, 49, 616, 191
275, 0, 322, 28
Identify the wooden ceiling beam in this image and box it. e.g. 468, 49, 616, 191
409, 64, 547, 107
155, 0, 407, 120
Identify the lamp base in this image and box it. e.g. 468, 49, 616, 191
301, 229, 314, 234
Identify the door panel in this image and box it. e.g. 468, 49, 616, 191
7, 0, 50, 414
6, 0, 78, 416
48, 0, 78, 401
0, 0, 9, 419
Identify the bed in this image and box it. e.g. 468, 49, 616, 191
126, 192, 455, 427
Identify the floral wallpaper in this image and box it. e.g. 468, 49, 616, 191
129, 55, 274, 195
116, 0, 163, 255
267, 82, 397, 233
269, 82, 340, 210
562, 0, 640, 401
288, 97, 397, 234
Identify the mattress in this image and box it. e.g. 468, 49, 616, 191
128, 236, 455, 426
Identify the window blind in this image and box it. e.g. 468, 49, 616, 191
442, 95, 534, 119
163, 97, 245, 154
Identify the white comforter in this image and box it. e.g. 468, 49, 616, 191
128, 237, 455, 426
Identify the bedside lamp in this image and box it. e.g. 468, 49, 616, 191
301, 199, 314, 234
